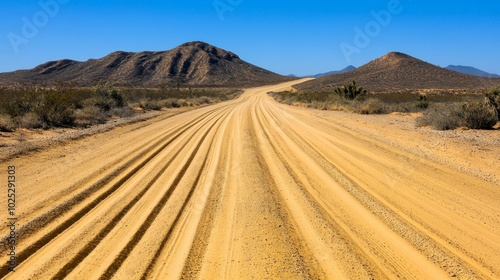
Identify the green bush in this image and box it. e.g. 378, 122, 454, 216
462, 101, 498, 129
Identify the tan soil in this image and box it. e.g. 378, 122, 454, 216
0, 79, 498, 279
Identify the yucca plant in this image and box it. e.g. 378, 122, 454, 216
334, 80, 367, 100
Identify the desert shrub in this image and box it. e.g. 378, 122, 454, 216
462, 101, 498, 129
197, 96, 211, 104
139, 99, 162, 110
139, 97, 198, 110
334, 80, 367, 100
161, 99, 181, 108
177, 99, 189, 107
416, 103, 463, 130
91, 82, 124, 111
29, 90, 76, 127
18, 113, 44, 129
354, 99, 387, 114
0, 114, 15, 132
110, 107, 134, 118
75, 106, 108, 126
485, 88, 500, 118
2, 87, 77, 128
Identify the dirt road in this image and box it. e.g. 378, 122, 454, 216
1, 79, 499, 279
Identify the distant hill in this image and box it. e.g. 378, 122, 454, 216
445, 65, 500, 78
0, 41, 293, 87
296, 52, 500, 92
312, 65, 357, 78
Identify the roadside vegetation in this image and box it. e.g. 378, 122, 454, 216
270, 81, 499, 130
0, 83, 241, 132
416, 89, 499, 130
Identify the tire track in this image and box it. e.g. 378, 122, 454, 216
254, 99, 450, 279
0, 101, 224, 255
1, 102, 234, 279
140, 107, 235, 280
263, 102, 499, 278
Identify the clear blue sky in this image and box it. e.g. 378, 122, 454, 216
1, 0, 499, 76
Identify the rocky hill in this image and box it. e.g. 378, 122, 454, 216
0, 41, 293, 87
296, 52, 500, 92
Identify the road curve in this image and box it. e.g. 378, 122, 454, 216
1, 79, 499, 279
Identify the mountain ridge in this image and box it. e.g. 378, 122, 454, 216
0, 41, 293, 87
445, 65, 500, 78
311, 65, 357, 78
296, 52, 500, 92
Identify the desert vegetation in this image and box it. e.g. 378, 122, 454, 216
271, 85, 499, 130
0, 83, 241, 131
270, 85, 434, 115
417, 88, 500, 130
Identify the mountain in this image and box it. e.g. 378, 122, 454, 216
0, 41, 293, 87
312, 65, 356, 78
296, 52, 500, 92
445, 65, 500, 78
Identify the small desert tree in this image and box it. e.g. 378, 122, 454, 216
334, 80, 367, 100
417, 92, 429, 109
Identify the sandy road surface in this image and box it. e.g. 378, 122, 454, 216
0, 79, 499, 279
